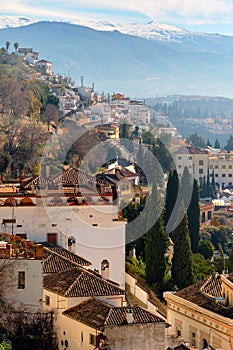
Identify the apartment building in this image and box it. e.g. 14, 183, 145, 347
173, 146, 209, 182
164, 273, 233, 350
174, 147, 233, 189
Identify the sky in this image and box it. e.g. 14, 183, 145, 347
1, 0, 233, 35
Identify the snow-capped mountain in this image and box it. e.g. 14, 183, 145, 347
0, 15, 36, 29
0, 15, 217, 43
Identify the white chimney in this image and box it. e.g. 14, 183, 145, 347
126, 308, 134, 324
101, 259, 109, 280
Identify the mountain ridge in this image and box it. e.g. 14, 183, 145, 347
0, 20, 233, 97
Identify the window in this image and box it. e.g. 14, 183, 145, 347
191, 332, 196, 347
188, 156, 192, 160
177, 329, 181, 337
215, 173, 219, 177
222, 174, 226, 177
199, 160, 204, 165
47, 233, 57, 245
215, 165, 219, 169
199, 169, 204, 174
178, 165, 182, 169
208, 211, 212, 220
229, 165, 232, 169
178, 156, 182, 160
229, 174, 232, 178
18, 271, 25, 289
222, 165, 226, 169
89, 334, 96, 346
201, 212, 206, 223
45, 295, 50, 306
209, 165, 213, 169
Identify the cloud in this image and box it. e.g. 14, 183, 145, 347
1, 0, 233, 25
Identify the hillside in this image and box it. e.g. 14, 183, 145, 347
1, 21, 233, 97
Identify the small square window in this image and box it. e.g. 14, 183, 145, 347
222, 174, 226, 177
89, 334, 96, 346
199, 160, 204, 165
222, 165, 226, 169
199, 169, 204, 174
215, 165, 219, 169
45, 295, 50, 306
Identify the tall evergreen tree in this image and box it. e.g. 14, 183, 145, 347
214, 138, 220, 149
211, 169, 217, 198
228, 245, 233, 273
187, 179, 200, 253
145, 179, 168, 287
145, 212, 168, 287
206, 138, 212, 147
171, 205, 194, 289
164, 169, 179, 232
180, 166, 192, 210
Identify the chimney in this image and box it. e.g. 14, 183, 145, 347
35, 244, 43, 259
126, 307, 134, 324
92, 82, 94, 92
81, 76, 84, 87
101, 259, 109, 280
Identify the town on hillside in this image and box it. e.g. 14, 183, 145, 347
1, 44, 233, 350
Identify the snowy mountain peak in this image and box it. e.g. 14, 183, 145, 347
0, 15, 218, 42
0, 15, 36, 29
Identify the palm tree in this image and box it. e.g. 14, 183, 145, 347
14, 42, 19, 52
5, 41, 10, 52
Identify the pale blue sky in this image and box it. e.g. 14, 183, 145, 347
1, 0, 233, 35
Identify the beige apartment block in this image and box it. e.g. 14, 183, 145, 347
164, 273, 233, 350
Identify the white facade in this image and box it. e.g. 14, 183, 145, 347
129, 104, 150, 125
0, 203, 126, 288
91, 103, 112, 123
0, 258, 43, 311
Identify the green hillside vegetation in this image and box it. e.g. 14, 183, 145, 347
0, 50, 59, 178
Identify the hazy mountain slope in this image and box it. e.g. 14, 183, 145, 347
0, 21, 233, 97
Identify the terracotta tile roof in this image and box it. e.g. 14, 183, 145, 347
52, 167, 95, 187
22, 174, 53, 189
44, 268, 124, 297
176, 274, 233, 319
42, 244, 91, 268
43, 253, 78, 273
174, 146, 209, 155
62, 298, 164, 331
200, 273, 222, 297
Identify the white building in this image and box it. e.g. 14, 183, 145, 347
91, 103, 112, 123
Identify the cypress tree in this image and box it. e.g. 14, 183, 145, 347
145, 178, 168, 286
164, 169, 179, 232
180, 166, 192, 210
187, 179, 200, 253
211, 169, 217, 198
206, 138, 212, 147
228, 245, 233, 273
171, 204, 194, 289
145, 212, 168, 287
